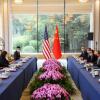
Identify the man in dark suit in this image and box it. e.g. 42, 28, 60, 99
95, 51, 100, 67
14, 46, 21, 60
87, 50, 98, 64
79, 47, 88, 60
0, 51, 9, 67
97, 57, 100, 67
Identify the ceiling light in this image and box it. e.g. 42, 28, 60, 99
14, 0, 23, 4
79, 0, 88, 3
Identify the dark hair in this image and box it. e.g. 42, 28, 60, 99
87, 48, 91, 51
91, 49, 94, 53
98, 50, 100, 54
16, 46, 21, 49
1, 51, 7, 57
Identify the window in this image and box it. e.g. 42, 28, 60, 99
11, 14, 37, 53
9, 0, 91, 53
38, 0, 64, 52
10, 0, 37, 53
65, 14, 90, 52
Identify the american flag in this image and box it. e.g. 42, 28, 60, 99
43, 26, 51, 59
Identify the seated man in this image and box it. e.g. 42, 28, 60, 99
79, 47, 88, 60
87, 49, 98, 64
14, 46, 21, 60
96, 51, 100, 67
0, 51, 9, 67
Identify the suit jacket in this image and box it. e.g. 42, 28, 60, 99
0, 56, 9, 67
96, 57, 100, 67
87, 54, 97, 64
14, 51, 20, 60
79, 51, 88, 60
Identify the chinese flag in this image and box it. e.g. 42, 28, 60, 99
52, 25, 62, 59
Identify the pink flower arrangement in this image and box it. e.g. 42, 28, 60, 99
31, 83, 70, 100
42, 64, 62, 71
39, 70, 64, 80
43, 59, 61, 67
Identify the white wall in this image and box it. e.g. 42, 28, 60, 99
94, 0, 100, 50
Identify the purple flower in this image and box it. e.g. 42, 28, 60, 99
42, 64, 62, 71
31, 83, 70, 100
39, 70, 64, 80
43, 59, 61, 67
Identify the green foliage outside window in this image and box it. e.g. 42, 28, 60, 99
11, 14, 90, 53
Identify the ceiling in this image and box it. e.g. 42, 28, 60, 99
10, 0, 93, 14
12, 0, 92, 4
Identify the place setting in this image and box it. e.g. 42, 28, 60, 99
73, 55, 100, 83
0, 71, 11, 79
83, 64, 100, 83
73, 56, 87, 65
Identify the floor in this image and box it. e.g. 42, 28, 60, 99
20, 59, 83, 100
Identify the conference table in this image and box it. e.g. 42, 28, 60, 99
0, 57, 37, 100
67, 57, 100, 100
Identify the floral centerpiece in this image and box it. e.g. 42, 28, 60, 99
39, 70, 64, 80
43, 59, 61, 67
30, 69, 75, 95
42, 64, 62, 71
29, 58, 75, 98
39, 64, 69, 76
31, 83, 70, 100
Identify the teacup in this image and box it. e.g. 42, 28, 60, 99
4, 71, 10, 76
94, 71, 99, 76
